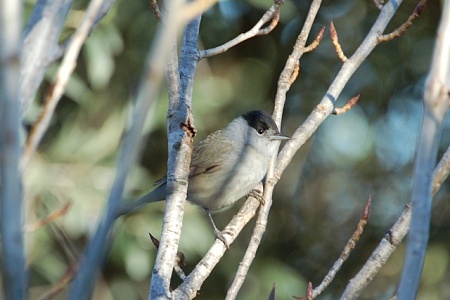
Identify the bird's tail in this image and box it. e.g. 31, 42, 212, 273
116, 184, 166, 217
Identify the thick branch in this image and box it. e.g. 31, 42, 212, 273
397, 0, 450, 297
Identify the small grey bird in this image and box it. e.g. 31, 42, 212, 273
118, 110, 289, 243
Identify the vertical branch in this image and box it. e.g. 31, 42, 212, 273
150, 12, 201, 298
0, 1, 26, 299
397, 1, 450, 298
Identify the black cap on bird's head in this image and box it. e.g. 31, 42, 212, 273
242, 110, 290, 140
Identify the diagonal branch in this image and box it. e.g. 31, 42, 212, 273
312, 197, 371, 298
21, 0, 110, 170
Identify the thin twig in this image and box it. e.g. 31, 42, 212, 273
332, 95, 360, 115
304, 26, 325, 53
432, 144, 450, 194
378, 0, 427, 43
24, 202, 71, 232
330, 21, 347, 62
198, 4, 282, 59
38, 264, 78, 300
149, 233, 186, 280
150, 0, 162, 21
312, 197, 371, 298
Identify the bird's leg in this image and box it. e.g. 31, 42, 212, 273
246, 189, 265, 205
204, 208, 230, 248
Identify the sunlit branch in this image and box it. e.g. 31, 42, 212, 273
198, 3, 282, 59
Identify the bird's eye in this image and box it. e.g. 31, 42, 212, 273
257, 128, 264, 135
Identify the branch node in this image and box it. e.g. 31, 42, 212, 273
258, 10, 280, 35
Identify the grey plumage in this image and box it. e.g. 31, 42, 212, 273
117, 110, 288, 240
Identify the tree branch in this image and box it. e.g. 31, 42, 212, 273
227, 1, 324, 298
67, 0, 189, 297
21, 0, 110, 170
198, 3, 282, 59
0, 1, 26, 298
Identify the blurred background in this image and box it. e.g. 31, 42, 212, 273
19, 0, 449, 299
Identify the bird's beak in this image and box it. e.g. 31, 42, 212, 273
270, 134, 290, 141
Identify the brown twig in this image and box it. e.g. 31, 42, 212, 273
293, 281, 313, 300
149, 233, 186, 279
38, 264, 78, 300
378, 0, 427, 43
304, 26, 325, 53
332, 94, 360, 115
24, 202, 71, 232
330, 21, 347, 62
150, 0, 162, 21
311, 196, 372, 298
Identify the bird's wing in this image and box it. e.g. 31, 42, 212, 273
189, 131, 235, 177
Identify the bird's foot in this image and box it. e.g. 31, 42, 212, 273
247, 189, 265, 205
204, 207, 232, 249
214, 228, 232, 249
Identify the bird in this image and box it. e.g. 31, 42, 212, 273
117, 110, 289, 244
